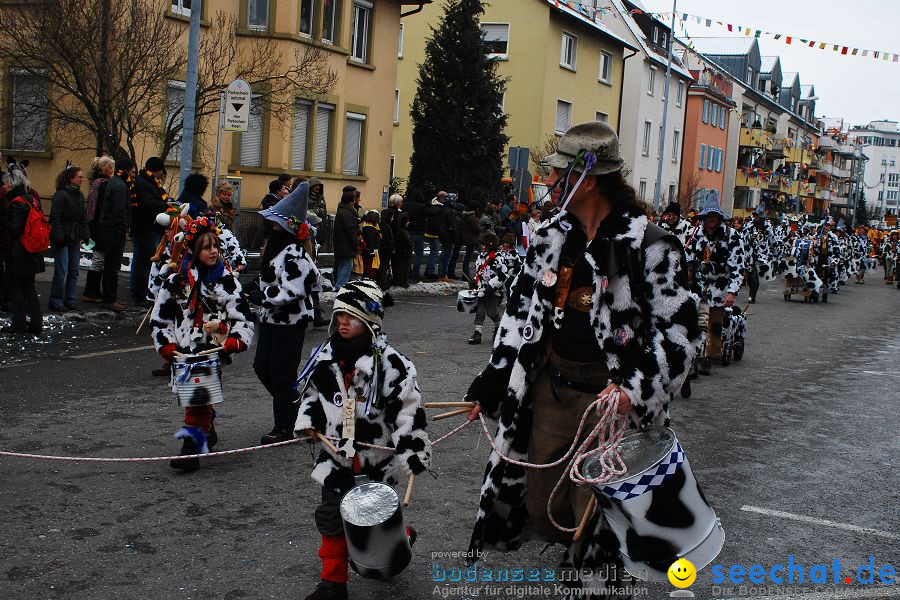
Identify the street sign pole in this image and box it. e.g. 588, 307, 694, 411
179, 0, 202, 193
213, 92, 225, 188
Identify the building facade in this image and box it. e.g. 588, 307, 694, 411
2, 0, 425, 213
849, 120, 900, 219
392, 0, 632, 195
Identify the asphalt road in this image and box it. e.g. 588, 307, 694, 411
0, 274, 898, 600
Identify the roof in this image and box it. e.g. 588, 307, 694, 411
759, 55, 780, 74
608, 0, 692, 79
689, 36, 757, 57
783, 71, 800, 87
800, 84, 815, 96
543, 0, 637, 52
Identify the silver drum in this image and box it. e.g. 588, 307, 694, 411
171, 352, 224, 407
340, 482, 412, 579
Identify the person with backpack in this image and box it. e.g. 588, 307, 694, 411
2, 167, 47, 334
48, 165, 89, 312
463, 122, 699, 596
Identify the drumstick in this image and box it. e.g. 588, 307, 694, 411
432, 408, 471, 421
194, 347, 222, 357
424, 401, 475, 409
403, 474, 415, 507
573, 495, 597, 542
135, 306, 152, 335
173, 351, 186, 358
314, 432, 340, 455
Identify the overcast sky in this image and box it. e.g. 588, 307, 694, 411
642, 0, 900, 129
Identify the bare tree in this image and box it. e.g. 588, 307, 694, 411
529, 135, 559, 178
0, 1, 337, 163
150, 11, 339, 163
678, 172, 704, 215
0, 0, 183, 158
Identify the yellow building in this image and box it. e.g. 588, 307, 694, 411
2, 0, 428, 212
392, 0, 633, 187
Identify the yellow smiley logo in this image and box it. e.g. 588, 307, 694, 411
667, 558, 697, 589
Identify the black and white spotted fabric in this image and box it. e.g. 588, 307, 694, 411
150, 265, 254, 353
686, 223, 745, 306
257, 242, 320, 325
464, 209, 700, 575
293, 335, 431, 495
473, 252, 512, 299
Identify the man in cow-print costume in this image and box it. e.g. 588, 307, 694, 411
814, 218, 841, 296
251, 182, 321, 445
686, 193, 744, 375
743, 203, 776, 303
658, 202, 693, 248
294, 279, 430, 600
149, 218, 254, 469
464, 122, 700, 600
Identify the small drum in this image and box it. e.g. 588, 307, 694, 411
583, 427, 724, 581
340, 481, 412, 579
456, 290, 478, 313
171, 352, 224, 407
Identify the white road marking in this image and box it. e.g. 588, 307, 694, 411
71, 346, 154, 360
862, 370, 900, 378
0, 361, 37, 370
720, 587, 900, 599
740, 505, 899, 540
401, 300, 454, 308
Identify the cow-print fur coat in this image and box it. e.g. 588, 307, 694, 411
257, 242, 320, 325
464, 209, 699, 583
659, 217, 693, 248
147, 229, 248, 302
686, 223, 745, 306
150, 264, 254, 353
294, 335, 431, 495
474, 251, 512, 299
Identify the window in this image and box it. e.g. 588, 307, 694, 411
700, 144, 706, 169
676, 80, 684, 106
560, 32, 577, 70
351, 0, 372, 63
555, 100, 572, 134
393, 90, 400, 124
653, 27, 659, 44
706, 146, 714, 170
172, 0, 191, 17
889, 173, 899, 187
482, 23, 509, 58
248, 0, 268, 31
668, 183, 676, 201
719, 109, 726, 129
291, 99, 312, 170
165, 81, 186, 162
672, 130, 680, 162
596, 111, 608, 124
660, 32, 667, 49
313, 103, 334, 172
648, 66, 656, 96
239, 95, 264, 167
747, 66, 756, 87
639, 180, 647, 200
10, 71, 49, 151
642, 120, 652, 155
322, 0, 338, 44
599, 51, 612, 83
398, 23, 404, 57
299, 0, 314, 36
343, 112, 366, 176
390, 155, 395, 181
702, 100, 709, 124
711, 104, 718, 125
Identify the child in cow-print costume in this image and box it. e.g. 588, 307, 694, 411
294, 279, 430, 600
252, 182, 321, 446
149, 218, 254, 470
468, 231, 512, 345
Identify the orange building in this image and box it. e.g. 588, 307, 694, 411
679, 68, 736, 210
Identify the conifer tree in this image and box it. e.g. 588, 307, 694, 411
409, 0, 509, 205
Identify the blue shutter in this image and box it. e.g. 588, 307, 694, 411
700, 144, 706, 169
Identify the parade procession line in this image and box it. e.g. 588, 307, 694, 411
739, 505, 899, 540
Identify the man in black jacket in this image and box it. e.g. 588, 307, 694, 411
130, 157, 168, 306
332, 186, 360, 289
404, 188, 428, 280
99, 158, 135, 311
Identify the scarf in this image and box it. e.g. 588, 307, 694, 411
330, 331, 373, 376
180, 260, 226, 324
142, 170, 170, 203
475, 251, 497, 284
115, 170, 137, 203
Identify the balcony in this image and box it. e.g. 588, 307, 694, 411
800, 182, 817, 197
817, 188, 831, 201
740, 127, 773, 150
736, 167, 768, 188
832, 165, 850, 178
782, 143, 805, 163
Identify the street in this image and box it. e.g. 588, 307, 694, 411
0, 277, 898, 600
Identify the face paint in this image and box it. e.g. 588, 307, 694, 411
336, 313, 367, 339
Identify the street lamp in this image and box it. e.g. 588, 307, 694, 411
881, 157, 894, 228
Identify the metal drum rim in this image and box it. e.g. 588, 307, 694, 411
584, 426, 677, 487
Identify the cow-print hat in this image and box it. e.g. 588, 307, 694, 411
330, 278, 384, 338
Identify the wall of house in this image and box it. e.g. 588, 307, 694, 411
680, 89, 728, 208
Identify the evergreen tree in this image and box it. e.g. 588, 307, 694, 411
409, 0, 508, 205
856, 190, 869, 225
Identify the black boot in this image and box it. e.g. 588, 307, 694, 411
260, 426, 293, 445
699, 357, 712, 376
680, 378, 691, 398
304, 581, 348, 600
207, 425, 218, 449
80, 270, 102, 303
170, 437, 200, 471
468, 331, 482, 345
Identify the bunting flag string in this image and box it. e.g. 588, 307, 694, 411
655, 10, 898, 64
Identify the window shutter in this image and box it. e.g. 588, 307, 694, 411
343, 113, 365, 176
239, 96, 263, 167
555, 101, 571, 133
313, 103, 334, 172
700, 144, 706, 169
291, 100, 311, 171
